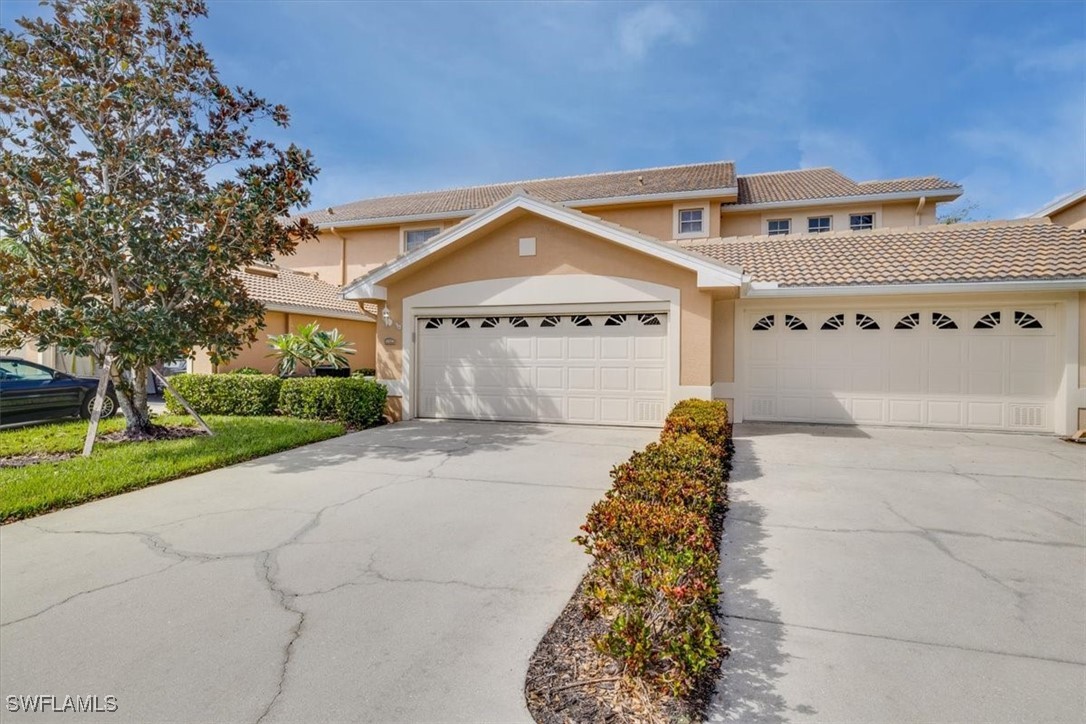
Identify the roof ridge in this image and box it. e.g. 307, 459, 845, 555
856, 174, 951, 185
737, 166, 837, 178
307, 160, 736, 215
683, 218, 1058, 246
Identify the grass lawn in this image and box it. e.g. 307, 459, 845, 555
0, 415, 345, 522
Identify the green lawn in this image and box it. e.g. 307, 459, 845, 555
0, 415, 345, 522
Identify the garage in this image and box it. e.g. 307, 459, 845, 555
740, 303, 1061, 432
417, 312, 669, 426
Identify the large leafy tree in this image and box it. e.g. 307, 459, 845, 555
0, 0, 319, 434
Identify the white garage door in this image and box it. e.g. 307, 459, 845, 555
741, 304, 1060, 432
417, 312, 668, 426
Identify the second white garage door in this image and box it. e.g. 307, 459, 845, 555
417, 312, 669, 426
740, 304, 1061, 432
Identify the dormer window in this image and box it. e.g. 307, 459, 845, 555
808, 216, 832, 233
849, 213, 874, 231
403, 226, 441, 253
767, 219, 791, 236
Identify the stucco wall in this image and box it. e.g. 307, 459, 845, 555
1050, 197, 1086, 229
720, 200, 938, 238
281, 217, 468, 286
712, 297, 736, 383
586, 199, 724, 241
192, 312, 376, 375
376, 212, 716, 402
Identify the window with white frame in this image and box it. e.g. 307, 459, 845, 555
807, 216, 832, 233
403, 227, 440, 252
849, 213, 874, 231
677, 207, 704, 235
767, 218, 791, 236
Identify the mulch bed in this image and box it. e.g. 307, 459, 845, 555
524, 579, 717, 724
0, 452, 77, 468
99, 424, 206, 443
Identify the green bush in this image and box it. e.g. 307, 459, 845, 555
230, 367, 263, 375
278, 377, 386, 428
574, 399, 732, 697
164, 373, 281, 416
350, 368, 377, 378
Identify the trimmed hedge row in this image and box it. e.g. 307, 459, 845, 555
164, 373, 387, 428
575, 398, 730, 696
279, 377, 386, 428
165, 373, 281, 416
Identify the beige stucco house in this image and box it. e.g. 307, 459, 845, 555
268, 161, 1083, 435
1034, 188, 1086, 230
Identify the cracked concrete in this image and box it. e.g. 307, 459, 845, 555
710, 423, 1086, 723
0, 420, 658, 723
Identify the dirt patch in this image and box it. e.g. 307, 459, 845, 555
99, 424, 205, 443
0, 452, 77, 468
524, 579, 717, 724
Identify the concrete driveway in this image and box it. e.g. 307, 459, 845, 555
711, 423, 1086, 723
0, 420, 657, 723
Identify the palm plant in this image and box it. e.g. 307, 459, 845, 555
266, 323, 355, 377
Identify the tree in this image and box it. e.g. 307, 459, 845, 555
0, 0, 319, 435
938, 198, 982, 225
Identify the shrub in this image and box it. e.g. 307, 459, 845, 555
164, 373, 281, 416
662, 398, 731, 463
350, 368, 376, 378
574, 399, 732, 697
278, 377, 386, 428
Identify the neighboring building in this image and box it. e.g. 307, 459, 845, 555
189, 264, 376, 374
1034, 188, 1086, 230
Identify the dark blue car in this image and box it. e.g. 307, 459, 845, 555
0, 356, 118, 425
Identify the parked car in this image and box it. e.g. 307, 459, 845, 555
0, 356, 118, 425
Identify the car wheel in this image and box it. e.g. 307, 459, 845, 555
80, 392, 118, 420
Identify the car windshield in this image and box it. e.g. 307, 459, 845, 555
0, 359, 55, 381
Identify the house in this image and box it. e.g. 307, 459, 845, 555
269, 161, 1080, 435
1034, 188, 1086, 230
187, 264, 376, 374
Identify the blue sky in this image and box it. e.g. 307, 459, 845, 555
3, 1, 1084, 219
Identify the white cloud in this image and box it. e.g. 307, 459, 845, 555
797, 130, 881, 181
616, 3, 692, 61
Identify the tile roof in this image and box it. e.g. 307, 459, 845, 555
682, 221, 1086, 287
730, 168, 960, 206
302, 161, 737, 225
234, 265, 371, 319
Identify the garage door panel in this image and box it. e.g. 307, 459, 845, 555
742, 304, 1058, 432
418, 313, 668, 426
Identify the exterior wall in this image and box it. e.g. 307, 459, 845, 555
192, 312, 376, 375
282, 217, 469, 286
720, 200, 937, 238
1049, 197, 1086, 229
1079, 291, 1086, 430
376, 213, 717, 417
585, 199, 724, 241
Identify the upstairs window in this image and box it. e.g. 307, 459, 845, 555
849, 213, 874, 231
767, 219, 791, 236
678, 208, 704, 235
808, 216, 832, 234
403, 227, 441, 253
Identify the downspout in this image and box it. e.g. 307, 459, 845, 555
915, 196, 927, 226
328, 226, 347, 286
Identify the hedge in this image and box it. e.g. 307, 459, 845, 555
575, 399, 730, 696
164, 373, 281, 416
278, 377, 387, 428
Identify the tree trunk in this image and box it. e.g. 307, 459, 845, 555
112, 363, 153, 435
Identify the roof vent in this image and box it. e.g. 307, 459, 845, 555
244, 266, 279, 278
